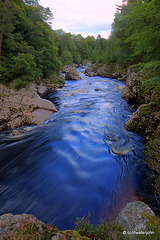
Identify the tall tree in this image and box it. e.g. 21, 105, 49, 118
0, 0, 15, 57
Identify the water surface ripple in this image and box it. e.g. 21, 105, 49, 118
0, 68, 158, 229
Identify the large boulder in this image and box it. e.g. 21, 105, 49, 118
62, 65, 82, 80
0, 213, 89, 240
0, 82, 58, 131
0, 213, 58, 239
84, 63, 126, 80
116, 201, 155, 231
124, 104, 160, 135
121, 69, 143, 103
84, 64, 97, 77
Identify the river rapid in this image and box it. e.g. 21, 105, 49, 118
0, 67, 158, 230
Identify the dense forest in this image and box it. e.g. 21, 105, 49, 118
0, 0, 160, 84
0, 0, 160, 193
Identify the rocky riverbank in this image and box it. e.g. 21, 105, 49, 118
84, 62, 127, 82
85, 63, 160, 197
0, 79, 61, 132
0, 66, 82, 132
0, 201, 159, 239
121, 67, 160, 197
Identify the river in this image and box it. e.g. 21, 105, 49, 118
0, 67, 159, 230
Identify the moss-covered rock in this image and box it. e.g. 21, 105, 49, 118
121, 68, 143, 103
124, 104, 159, 136
11, 222, 59, 240
84, 63, 126, 79
144, 128, 160, 196
141, 210, 160, 232
116, 201, 155, 231
0, 213, 90, 240
122, 67, 160, 199
60, 230, 90, 240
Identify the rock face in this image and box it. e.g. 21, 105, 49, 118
0, 213, 49, 239
62, 65, 82, 80
124, 104, 160, 135
116, 201, 155, 231
0, 81, 60, 131
0, 213, 89, 240
84, 63, 127, 81
121, 69, 143, 103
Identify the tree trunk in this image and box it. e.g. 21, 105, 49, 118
0, 19, 4, 57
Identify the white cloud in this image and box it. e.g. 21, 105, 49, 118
39, 0, 124, 38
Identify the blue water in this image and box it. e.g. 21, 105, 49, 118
0, 68, 157, 230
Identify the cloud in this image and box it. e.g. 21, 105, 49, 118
39, 0, 123, 38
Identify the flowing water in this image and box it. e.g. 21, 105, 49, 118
0, 67, 159, 230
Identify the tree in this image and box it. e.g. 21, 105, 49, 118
0, 0, 15, 57
0, 0, 61, 83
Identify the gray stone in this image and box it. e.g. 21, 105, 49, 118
0, 81, 59, 131
116, 201, 155, 231
121, 69, 143, 103
62, 65, 81, 80
0, 213, 44, 239
124, 104, 159, 135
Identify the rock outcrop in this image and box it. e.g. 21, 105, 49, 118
0, 213, 89, 240
62, 65, 82, 80
124, 104, 160, 136
121, 68, 143, 103
0, 77, 64, 131
116, 201, 156, 231
84, 63, 127, 81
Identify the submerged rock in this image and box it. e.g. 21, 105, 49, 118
116, 201, 155, 231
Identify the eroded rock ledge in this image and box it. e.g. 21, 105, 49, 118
0, 78, 64, 131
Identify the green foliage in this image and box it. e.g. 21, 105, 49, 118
75, 214, 160, 240
75, 214, 127, 240
95, 220, 125, 240
75, 214, 94, 238
60, 230, 90, 240
140, 75, 160, 105
13, 53, 37, 80
0, 0, 61, 85
144, 129, 160, 196
105, 0, 160, 68
138, 105, 152, 117
14, 78, 29, 90
61, 50, 73, 66
11, 222, 59, 240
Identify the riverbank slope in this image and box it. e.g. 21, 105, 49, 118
85, 63, 160, 197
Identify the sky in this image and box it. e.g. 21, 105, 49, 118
39, 0, 124, 39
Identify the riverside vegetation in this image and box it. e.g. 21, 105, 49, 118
0, 0, 160, 239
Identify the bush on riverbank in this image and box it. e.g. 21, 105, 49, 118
75, 214, 160, 240
75, 215, 125, 240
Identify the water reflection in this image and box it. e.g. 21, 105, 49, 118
0, 69, 159, 230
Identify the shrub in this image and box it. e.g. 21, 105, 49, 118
75, 214, 127, 240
